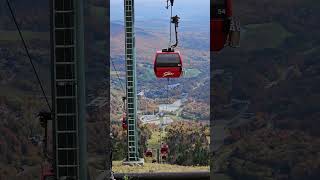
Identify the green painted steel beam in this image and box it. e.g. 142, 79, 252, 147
124, 0, 140, 161
76, 0, 88, 179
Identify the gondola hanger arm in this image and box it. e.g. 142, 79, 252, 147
166, 0, 174, 9
170, 15, 180, 49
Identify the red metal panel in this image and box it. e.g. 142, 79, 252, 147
226, 0, 233, 17
154, 51, 182, 78
210, 0, 233, 52
210, 19, 227, 52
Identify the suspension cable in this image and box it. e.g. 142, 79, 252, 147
167, 78, 169, 112
169, 5, 172, 47
6, 0, 51, 112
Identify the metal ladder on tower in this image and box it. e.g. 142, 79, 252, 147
51, 0, 86, 179
124, 0, 140, 162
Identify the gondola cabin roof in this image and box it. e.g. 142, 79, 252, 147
154, 50, 182, 78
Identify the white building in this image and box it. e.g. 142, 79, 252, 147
162, 116, 174, 125
140, 115, 160, 125
159, 100, 182, 112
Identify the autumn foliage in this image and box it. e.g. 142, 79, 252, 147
164, 121, 210, 166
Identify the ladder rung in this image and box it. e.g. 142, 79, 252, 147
55, 27, 75, 30
56, 45, 75, 48
55, 10, 74, 13
57, 130, 77, 133
57, 165, 79, 167
56, 113, 76, 116
56, 62, 75, 65
56, 79, 76, 82
56, 96, 76, 99
57, 148, 78, 150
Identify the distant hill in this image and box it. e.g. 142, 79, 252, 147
111, 22, 156, 38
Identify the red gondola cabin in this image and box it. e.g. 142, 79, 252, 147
122, 113, 127, 130
145, 149, 153, 157
154, 50, 182, 78
160, 143, 169, 154
40, 163, 54, 180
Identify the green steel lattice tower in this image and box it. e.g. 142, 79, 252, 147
124, 0, 140, 161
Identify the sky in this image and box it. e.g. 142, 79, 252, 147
110, 0, 210, 23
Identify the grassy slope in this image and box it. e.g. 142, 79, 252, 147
183, 68, 202, 78
112, 161, 209, 173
